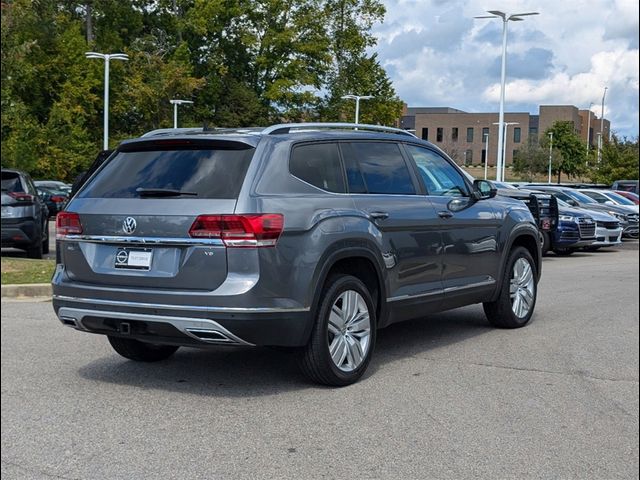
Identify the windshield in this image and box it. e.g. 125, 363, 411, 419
602, 191, 635, 206
565, 189, 596, 204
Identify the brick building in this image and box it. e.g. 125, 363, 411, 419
399, 105, 610, 166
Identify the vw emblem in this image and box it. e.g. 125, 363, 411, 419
122, 217, 137, 234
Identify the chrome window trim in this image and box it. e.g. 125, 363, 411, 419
53, 294, 310, 313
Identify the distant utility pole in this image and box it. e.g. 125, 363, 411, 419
548, 132, 553, 184
170, 99, 194, 129
341, 94, 374, 125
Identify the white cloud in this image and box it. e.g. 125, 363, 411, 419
374, 0, 640, 136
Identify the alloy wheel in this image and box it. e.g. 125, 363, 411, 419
327, 290, 371, 372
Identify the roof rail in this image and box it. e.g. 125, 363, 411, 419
261, 122, 418, 138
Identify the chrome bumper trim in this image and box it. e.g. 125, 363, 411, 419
59, 235, 224, 247
53, 295, 310, 313
57, 307, 255, 346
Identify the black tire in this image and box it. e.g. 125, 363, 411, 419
26, 231, 43, 259
107, 336, 179, 362
483, 246, 537, 329
540, 231, 551, 256
552, 247, 574, 256
42, 219, 50, 254
299, 274, 377, 386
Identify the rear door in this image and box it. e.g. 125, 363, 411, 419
403, 144, 501, 299
342, 141, 443, 307
62, 139, 256, 291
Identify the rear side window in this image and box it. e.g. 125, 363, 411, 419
77, 146, 254, 199
1, 172, 24, 193
344, 142, 416, 195
290, 143, 345, 193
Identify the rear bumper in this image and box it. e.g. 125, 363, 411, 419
53, 295, 312, 347
1, 218, 37, 247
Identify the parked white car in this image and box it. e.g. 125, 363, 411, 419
579, 189, 639, 214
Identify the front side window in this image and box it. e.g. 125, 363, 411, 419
290, 143, 345, 193
405, 145, 469, 197
344, 142, 416, 195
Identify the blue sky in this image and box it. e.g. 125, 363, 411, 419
373, 0, 639, 137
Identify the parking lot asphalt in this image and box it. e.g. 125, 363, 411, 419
1, 248, 638, 479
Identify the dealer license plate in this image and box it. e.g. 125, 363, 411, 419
114, 248, 153, 270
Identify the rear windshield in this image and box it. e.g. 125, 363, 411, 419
1, 172, 23, 193
77, 146, 255, 199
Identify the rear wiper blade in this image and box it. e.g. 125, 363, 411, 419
136, 188, 198, 197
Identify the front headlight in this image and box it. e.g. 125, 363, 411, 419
559, 215, 574, 222
609, 211, 628, 221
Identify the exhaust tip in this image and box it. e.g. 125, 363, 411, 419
60, 316, 79, 328
185, 328, 233, 343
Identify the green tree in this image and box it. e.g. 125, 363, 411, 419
544, 121, 585, 183
512, 141, 557, 182
589, 135, 639, 184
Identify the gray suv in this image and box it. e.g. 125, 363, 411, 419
53, 123, 542, 386
2, 168, 50, 258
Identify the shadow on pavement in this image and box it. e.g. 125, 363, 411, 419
77, 305, 492, 396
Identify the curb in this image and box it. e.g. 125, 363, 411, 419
1, 283, 52, 299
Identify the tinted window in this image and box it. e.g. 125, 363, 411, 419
78, 146, 254, 199
290, 143, 345, 193
345, 142, 416, 195
1, 172, 23, 193
405, 145, 469, 197
466, 127, 474, 142
514, 127, 521, 143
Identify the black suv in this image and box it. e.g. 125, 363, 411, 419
1, 168, 49, 258
53, 123, 542, 386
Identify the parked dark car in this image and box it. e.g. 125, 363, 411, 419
527, 185, 639, 239
1, 169, 49, 258
612, 180, 639, 194
53, 123, 543, 386
37, 186, 69, 217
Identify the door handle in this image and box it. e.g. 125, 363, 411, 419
370, 211, 389, 220
438, 210, 454, 219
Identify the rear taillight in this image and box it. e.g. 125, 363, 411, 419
8, 192, 34, 202
56, 212, 83, 238
51, 195, 66, 203
189, 214, 284, 247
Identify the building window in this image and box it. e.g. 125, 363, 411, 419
481, 149, 487, 165
421, 128, 429, 141
466, 127, 474, 143
452, 127, 459, 142
436, 128, 443, 142
464, 149, 473, 165
512, 150, 518, 162
482, 127, 489, 140
513, 127, 521, 143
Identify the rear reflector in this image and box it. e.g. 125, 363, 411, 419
56, 211, 83, 238
189, 214, 284, 247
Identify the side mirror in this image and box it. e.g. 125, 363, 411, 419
473, 179, 497, 200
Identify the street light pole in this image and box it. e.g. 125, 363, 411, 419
548, 132, 553, 184
586, 101, 593, 164
169, 99, 194, 129
85, 52, 129, 150
475, 10, 539, 182
493, 121, 518, 181
598, 86, 608, 164
484, 132, 489, 180
341, 94, 374, 125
